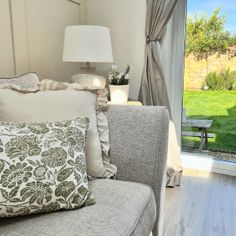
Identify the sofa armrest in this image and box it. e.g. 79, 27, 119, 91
106, 105, 169, 236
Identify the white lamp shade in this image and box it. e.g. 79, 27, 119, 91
63, 25, 113, 63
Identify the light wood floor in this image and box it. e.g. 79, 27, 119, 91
164, 169, 236, 236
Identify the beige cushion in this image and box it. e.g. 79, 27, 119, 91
0, 89, 117, 178
38, 79, 113, 173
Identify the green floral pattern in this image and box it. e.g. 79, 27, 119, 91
0, 139, 3, 153
41, 147, 67, 168
0, 118, 94, 218
0, 163, 32, 188
28, 123, 49, 134
5, 135, 41, 161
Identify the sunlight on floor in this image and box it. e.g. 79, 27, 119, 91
181, 152, 214, 173
183, 168, 211, 178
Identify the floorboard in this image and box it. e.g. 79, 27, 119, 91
164, 169, 236, 236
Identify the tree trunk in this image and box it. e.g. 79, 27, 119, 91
205, 55, 209, 74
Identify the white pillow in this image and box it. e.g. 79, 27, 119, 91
0, 72, 39, 92
0, 89, 117, 178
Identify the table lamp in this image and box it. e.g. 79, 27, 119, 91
63, 25, 114, 89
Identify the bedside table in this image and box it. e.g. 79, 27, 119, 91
107, 101, 142, 106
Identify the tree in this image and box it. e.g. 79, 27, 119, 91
186, 8, 231, 72
229, 35, 236, 46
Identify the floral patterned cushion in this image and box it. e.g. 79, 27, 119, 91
0, 118, 95, 218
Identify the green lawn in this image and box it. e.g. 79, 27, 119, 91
182, 90, 236, 152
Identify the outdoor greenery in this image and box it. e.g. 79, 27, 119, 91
184, 7, 236, 155
203, 68, 236, 90
182, 90, 236, 152
185, 8, 236, 73
229, 35, 236, 46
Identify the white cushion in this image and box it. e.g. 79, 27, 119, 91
0, 72, 39, 92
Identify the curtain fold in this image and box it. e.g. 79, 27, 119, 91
140, 42, 171, 110
139, 0, 178, 110
139, 0, 183, 191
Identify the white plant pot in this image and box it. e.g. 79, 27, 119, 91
109, 85, 129, 104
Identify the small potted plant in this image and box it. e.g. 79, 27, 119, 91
108, 64, 132, 104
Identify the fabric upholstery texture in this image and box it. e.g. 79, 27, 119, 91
0, 89, 116, 178
0, 118, 94, 218
0, 73, 39, 92
106, 105, 169, 236
0, 179, 156, 236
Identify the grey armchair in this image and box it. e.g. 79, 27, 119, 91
0, 106, 169, 236
107, 106, 169, 236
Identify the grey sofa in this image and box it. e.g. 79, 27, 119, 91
0, 106, 169, 236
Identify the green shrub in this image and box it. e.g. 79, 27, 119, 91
203, 68, 236, 90
203, 71, 225, 90
220, 69, 236, 90
233, 81, 236, 91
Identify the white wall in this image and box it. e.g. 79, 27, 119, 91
87, 0, 146, 99
87, 0, 187, 144
0, 0, 87, 81
0, 0, 15, 76
0, 0, 186, 142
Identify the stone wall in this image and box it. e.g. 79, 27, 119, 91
184, 54, 236, 90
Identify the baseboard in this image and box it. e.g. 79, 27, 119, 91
181, 152, 236, 177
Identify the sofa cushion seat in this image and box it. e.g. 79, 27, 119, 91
0, 179, 156, 236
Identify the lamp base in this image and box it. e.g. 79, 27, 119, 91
71, 73, 106, 89
80, 63, 96, 74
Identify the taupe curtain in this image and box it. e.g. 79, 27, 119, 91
139, 0, 178, 111
139, 0, 183, 191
